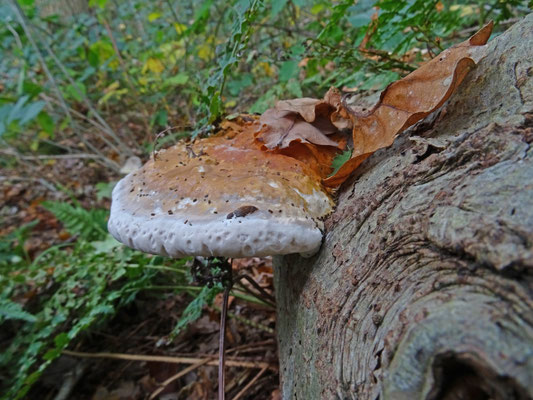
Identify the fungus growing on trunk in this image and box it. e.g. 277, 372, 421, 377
108, 116, 334, 258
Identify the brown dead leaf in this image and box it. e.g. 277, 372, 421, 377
322, 21, 493, 187
275, 97, 324, 122
255, 87, 347, 150
256, 109, 340, 149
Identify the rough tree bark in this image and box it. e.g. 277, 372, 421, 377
275, 15, 533, 400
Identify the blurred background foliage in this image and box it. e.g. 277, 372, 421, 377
1, 0, 530, 168
0, 0, 531, 398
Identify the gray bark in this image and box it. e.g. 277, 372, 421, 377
275, 14, 533, 400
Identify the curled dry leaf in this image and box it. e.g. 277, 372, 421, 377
322, 21, 493, 187
255, 108, 340, 149
255, 87, 348, 150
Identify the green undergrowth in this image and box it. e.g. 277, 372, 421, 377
0, 202, 224, 399
1, 0, 529, 156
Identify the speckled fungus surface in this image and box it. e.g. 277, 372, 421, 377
108, 117, 334, 258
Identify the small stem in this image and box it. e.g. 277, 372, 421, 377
218, 283, 231, 400
125, 285, 202, 292
218, 258, 233, 400
212, 306, 274, 334
140, 265, 188, 274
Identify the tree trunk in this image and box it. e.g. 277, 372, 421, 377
275, 15, 533, 400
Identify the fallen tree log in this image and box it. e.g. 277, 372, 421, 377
275, 14, 533, 400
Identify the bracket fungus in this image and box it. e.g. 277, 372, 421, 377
108, 116, 334, 258
109, 23, 494, 259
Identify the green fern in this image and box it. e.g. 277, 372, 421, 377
0, 299, 37, 323
42, 201, 108, 241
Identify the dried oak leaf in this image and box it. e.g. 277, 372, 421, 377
255, 88, 348, 150
322, 21, 493, 187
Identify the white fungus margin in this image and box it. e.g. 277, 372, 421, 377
108, 178, 325, 258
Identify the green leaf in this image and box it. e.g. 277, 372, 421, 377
148, 12, 162, 22
271, 0, 288, 16
37, 112, 54, 136
164, 73, 189, 86
311, 4, 325, 14
329, 149, 352, 176
88, 49, 99, 68
42, 201, 108, 241
22, 81, 42, 98
170, 285, 222, 338
227, 74, 253, 96
19, 101, 45, 125
53, 333, 69, 348
88, 0, 107, 9
347, 10, 374, 28
279, 60, 298, 82
152, 109, 168, 127
64, 82, 86, 102
286, 79, 303, 97
42, 348, 60, 361
91, 234, 122, 254
0, 300, 36, 323
7, 95, 29, 124
94, 181, 116, 201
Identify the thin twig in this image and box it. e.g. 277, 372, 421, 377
164, 0, 181, 28
0, 175, 59, 193
456, 17, 521, 37
225, 339, 276, 354
0, 149, 110, 161
39, 93, 119, 139
149, 359, 210, 400
5, 21, 23, 49
151, 125, 181, 160
61, 350, 277, 371
232, 366, 268, 400
102, 19, 125, 66
236, 274, 276, 303
53, 361, 88, 400
233, 282, 276, 309
0, 146, 117, 173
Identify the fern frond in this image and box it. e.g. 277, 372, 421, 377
43, 201, 108, 241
